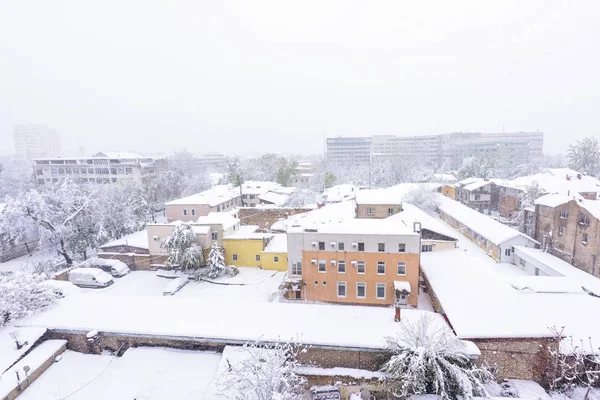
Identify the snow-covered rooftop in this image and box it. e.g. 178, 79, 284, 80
421, 249, 600, 352
386, 203, 460, 241
437, 195, 535, 245
580, 199, 600, 220
322, 184, 357, 203
240, 181, 282, 195
288, 218, 418, 236
393, 281, 411, 293
272, 201, 356, 232
462, 180, 494, 191
456, 177, 483, 186
165, 185, 239, 207
534, 194, 576, 208
196, 210, 240, 230
257, 191, 289, 206
0, 327, 47, 373
99, 229, 149, 250
513, 246, 600, 296
263, 233, 287, 253
19, 296, 452, 351
93, 151, 146, 159
224, 225, 269, 240
501, 168, 600, 198
507, 276, 585, 294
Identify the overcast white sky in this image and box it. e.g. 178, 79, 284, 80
1, 1, 599, 157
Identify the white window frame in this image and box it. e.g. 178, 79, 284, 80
376, 283, 386, 299
356, 282, 366, 299
356, 261, 365, 274
291, 261, 302, 276
366, 208, 375, 216
338, 242, 344, 251
255, 254, 260, 261
337, 281, 347, 298
398, 243, 405, 253
378, 243, 385, 252
504, 248, 511, 256
191, 209, 195, 216
377, 262, 385, 275
338, 260, 346, 274
318, 260, 326, 273
397, 262, 406, 276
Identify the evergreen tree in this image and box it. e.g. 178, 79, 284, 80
207, 243, 226, 278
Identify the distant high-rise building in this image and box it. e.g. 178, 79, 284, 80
13, 124, 62, 159
325, 137, 372, 166
33, 152, 166, 186
326, 131, 544, 177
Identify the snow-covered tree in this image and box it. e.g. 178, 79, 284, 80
96, 181, 147, 240
381, 314, 493, 400
568, 137, 600, 177
0, 157, 35, 199
510, 155, 566, 179
216, 342, 308, 400
0, 272, 59, 327
509, 182, 546, 230
457, 155, 500, 179
284, 189, 317, 208
207, 243, 227, 278
161, 223, 203, 269
323, 172, 336, 189
0, 180, 94, 265
403, 185, 440, 216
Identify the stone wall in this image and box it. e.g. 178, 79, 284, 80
470, 337, 556, 382
238, 207, 312, 230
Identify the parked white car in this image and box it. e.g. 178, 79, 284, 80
68, 268, 114, 288
81, 257, 130, 277
40, 279, 82, 297
163, 276, 189, 296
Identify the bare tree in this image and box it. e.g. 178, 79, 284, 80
216, 342, 308, 400
568, 137, 600, 177
545, 326, 600, 399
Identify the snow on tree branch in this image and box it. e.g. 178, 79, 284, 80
161, 222, 203, 269
216, 342, 308, 400
0, 272, 59, 327
381, 314, 493, 400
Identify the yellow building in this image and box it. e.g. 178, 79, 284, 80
260, 234, 288, 271
442, 184, 456, 200
223, 237, 267, 268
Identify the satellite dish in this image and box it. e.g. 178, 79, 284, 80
23, 366, 30, 374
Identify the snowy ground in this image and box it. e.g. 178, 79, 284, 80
0, 251, 62, 274
78, 268, 285, 303
17, 347, 222, 400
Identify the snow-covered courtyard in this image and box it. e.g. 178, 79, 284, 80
17, 347, 222, 400
77, 268, 286, 303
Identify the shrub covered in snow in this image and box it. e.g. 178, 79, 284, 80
0, 272, 59, 327
216, 342, 308, 400
380, 314, 493, 400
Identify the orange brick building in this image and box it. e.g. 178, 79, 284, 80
287, 220, 421, 307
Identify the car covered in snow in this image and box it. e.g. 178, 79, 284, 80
40, 279, 82, 297
80, 257, 130, 277
68, 267, 114, 288
162, 276, 189, 296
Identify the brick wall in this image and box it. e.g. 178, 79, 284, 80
238, 208, 312, 230
470, 337, 556, 382
97, 252, 166, 270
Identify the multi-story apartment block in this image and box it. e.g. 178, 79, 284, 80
455, 179, 496, 214
325, 137, 372, 166
327, 132, 543, 177
165, 185, 242, 222
13, 124, 62, 159
33, 152, 165, 185
287, 220, 421, 307
534, 194, 600, 277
